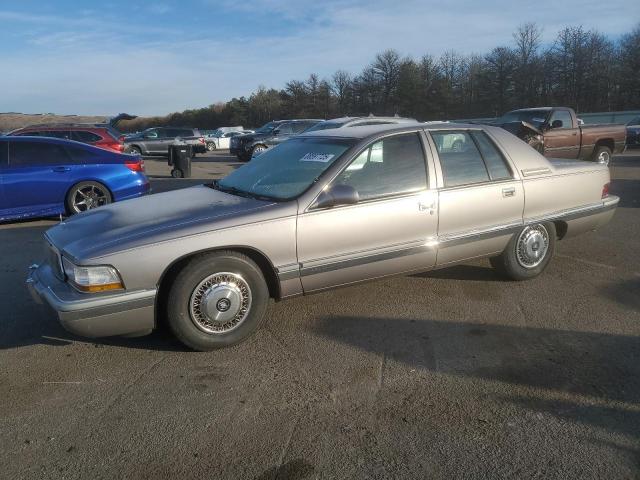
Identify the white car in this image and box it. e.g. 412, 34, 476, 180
205, 131, 251, 151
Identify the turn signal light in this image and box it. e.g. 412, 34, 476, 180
602, 183, 610, 199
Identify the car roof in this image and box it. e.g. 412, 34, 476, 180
1, 135, 107, 150
298, 122, 479, 139
322, 116, 416, 124
10, 124, 108, 132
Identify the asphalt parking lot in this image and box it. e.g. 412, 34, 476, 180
1, 150, 638, 479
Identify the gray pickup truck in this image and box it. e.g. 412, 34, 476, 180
124, 127, 206, 156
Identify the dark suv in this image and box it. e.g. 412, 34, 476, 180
230, 119, 322, 161
124, 127, 206, 156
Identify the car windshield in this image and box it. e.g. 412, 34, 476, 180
216, 137, 355, 200
498, 110, 550, 127
254, 122, 278, 134
627, 117, 640, 126
305, 121, 348, 132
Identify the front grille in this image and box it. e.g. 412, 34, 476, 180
47, 245, 64, 280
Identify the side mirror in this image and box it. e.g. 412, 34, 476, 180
314, 184, 359, 209
551, 119, 563, 129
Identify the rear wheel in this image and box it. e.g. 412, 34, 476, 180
593, 145, 612, 166
166, 251, 270, 351
490, 223, 556, 280
65, 181, 112, 215
206, 142, 216, 151
126, 145, 142, 156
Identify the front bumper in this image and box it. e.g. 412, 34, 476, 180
26, 262, 156, 338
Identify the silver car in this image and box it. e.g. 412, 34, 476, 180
27, 123, 619, 350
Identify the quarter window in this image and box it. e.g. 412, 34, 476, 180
333, 133, 427, 201
470, 131, 512, 181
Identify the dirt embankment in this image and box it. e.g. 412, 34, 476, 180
0, 113, 108, 132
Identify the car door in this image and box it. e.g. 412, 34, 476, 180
268, 123, 296, 147
543, 110, 579, 158
2, 140, 79, 216
296, 132, 438, 292
143, 128, 165, 154
429, 129, 524, 265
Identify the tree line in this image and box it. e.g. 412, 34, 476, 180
121, 23, 640, 132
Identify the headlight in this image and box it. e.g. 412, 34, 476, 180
62, 257, 124, 292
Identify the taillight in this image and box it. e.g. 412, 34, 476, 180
602, 183, 610, 199
199, 137, 205, 144
125, 159, 145, 172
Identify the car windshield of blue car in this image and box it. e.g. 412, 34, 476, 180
254, 122, 278, 134
216, 137, 355, 200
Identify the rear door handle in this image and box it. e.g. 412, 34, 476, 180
418, 202, 436, 214
52, 167, 71, 173
502, 187, 516, 197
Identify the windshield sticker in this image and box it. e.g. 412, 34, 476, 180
300, 153, 335, 163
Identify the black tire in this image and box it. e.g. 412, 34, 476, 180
166, 251, 270, 351
250, 144, 268, 159
127, 145, 142, 156
65, 180, 113, 215
490, 222, 556, 281
592, 145, 612, 166
206, 142, 216, 151
171, 168, 183, 178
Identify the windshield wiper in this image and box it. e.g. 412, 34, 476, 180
207, 181, 278, 202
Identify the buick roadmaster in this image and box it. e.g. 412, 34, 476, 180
27, 123, 619, 350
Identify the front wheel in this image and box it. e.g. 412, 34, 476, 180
251, 144, 267, 158
593, 145, 612, 166
490, 223, 556, 281
65, 181, 112, 215
206, 142, 216, 151
166, 251, 270, 351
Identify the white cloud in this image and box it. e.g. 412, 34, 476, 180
0, 1, 637, 115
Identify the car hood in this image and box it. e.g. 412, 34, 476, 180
45, 185, 278, 260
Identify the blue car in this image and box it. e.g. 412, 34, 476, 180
0, 136, 150, 222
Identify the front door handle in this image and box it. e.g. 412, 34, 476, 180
52, 167, 71, 173
502, 187, 516, 197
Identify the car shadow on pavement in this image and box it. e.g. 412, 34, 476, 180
411, 264, 507, 282
312, 315, 640, 439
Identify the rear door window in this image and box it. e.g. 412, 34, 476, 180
431, 131, 489, 187
71, 131, 102, 143
41, 130, 72, 140
9, 141, 72, 167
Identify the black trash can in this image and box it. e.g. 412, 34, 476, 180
168, 144, 192, 178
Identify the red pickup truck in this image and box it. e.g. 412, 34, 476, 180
496, 107, 626, 165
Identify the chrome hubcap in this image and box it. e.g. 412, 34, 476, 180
72, 185, 109, 212
597, 151, 610, 166
189, 272, 252, 334
516, 225, 549, 268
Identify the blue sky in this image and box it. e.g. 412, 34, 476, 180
0, 0, 636, 116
